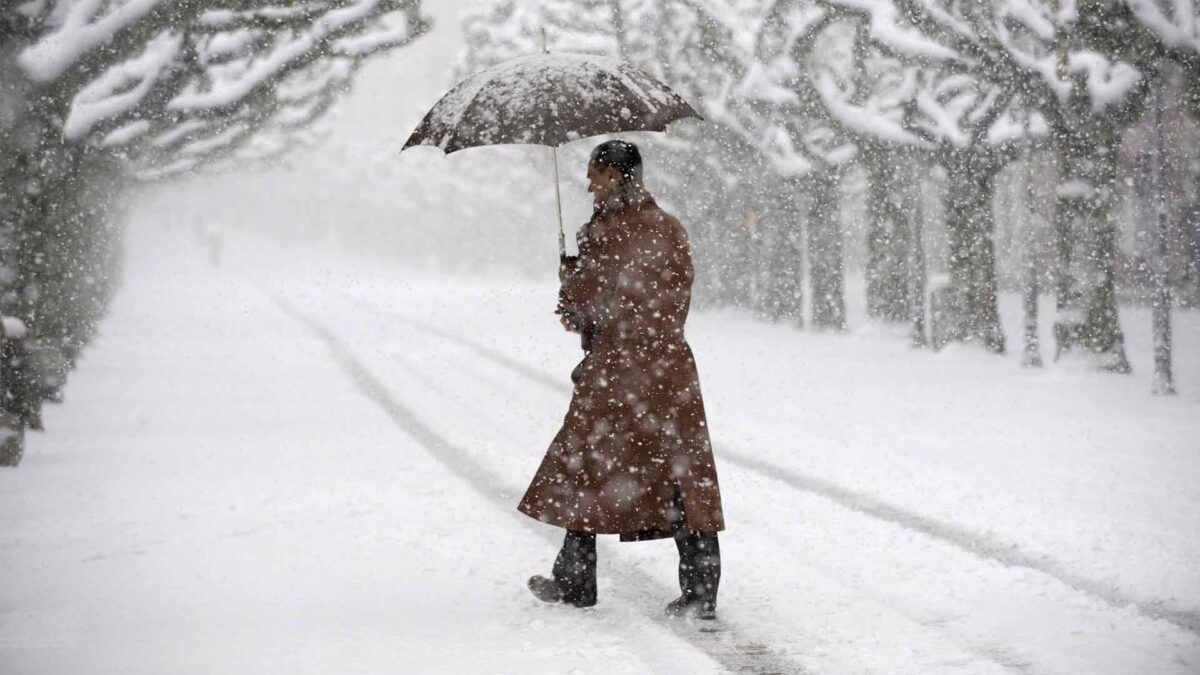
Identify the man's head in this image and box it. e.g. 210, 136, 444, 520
587, 140, 643, 206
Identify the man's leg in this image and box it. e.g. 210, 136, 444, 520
674, 530, 720, 612
674, 530, 698, 602
667, 482, 721, 619
529, 530, 597, 607
553, 530, 597, 604
691, 532, 720, 612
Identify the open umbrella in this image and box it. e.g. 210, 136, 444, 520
402, 50, 701, 256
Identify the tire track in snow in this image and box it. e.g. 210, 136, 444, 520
276, 296, 809, 675
333, 293, 1048, 674
342, 295, 1200, 639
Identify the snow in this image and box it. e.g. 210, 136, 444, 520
986, 111, 1049, 145
1056, 0, 1080, 23
3, 215, 1198, 674
276, 98, 322, 126
150, 119, 207, 148
198, 9, 237, 26
815, 71, 923, 146
763, 126, 817, 175
15, 0, 46, 18
204, 29, 265, 60
62, 30, 181, 141
699, 91, 817, 176
990, 18, 1145, 113
914, 89, 972, 148
333, 20, 417, 56
169, 0, 383, 112
999, 0, 1056, 42
99, 120, 151, 148
198, 3, 327, 27
1126, 0, 1200, 52
736, 62, 800, 106
1067, 52, 1143, 112
914, 0, 977, 43
826, 0, 960, 63
1, 316, 28, 339
1057, 178, 1093, 198
408, 52, 693, 152
176, 123, 247, 158
17, 0, 165, 82
689, 0, 763, 56
277, 59, 354, 102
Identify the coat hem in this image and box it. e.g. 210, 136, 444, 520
517, 502, 724, 541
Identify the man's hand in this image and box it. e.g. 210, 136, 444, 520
559, 255, 580, 281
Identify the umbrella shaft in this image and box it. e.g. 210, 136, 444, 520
552, 146, 565, 256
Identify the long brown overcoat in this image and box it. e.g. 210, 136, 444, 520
518, 191, 725, 540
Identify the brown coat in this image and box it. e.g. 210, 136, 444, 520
518, 192, 725, 539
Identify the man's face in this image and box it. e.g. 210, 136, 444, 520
587, 161, 622, 204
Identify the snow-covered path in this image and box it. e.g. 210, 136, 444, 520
3, 221, 1199, 674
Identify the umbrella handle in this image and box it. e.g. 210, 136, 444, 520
552, 146, 566, 257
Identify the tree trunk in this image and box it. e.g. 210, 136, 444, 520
1186, 202, 1200, 309
943, 149, 1005, 353
1052, 121, 1131, 372
761, 219, 803, 325
1021, 273, 1042, 367
1148, 73, 1175, 393
864, 148, 911, 322
1021, 152, 1043, 367
807, 171, 846, 330
0, 63, 120, 454
907, 171, 927, 347
0, 65, 46, 457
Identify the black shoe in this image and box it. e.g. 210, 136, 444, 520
665, 595, 716, 620
528, 575, 564, 603
528, 575, 596, 608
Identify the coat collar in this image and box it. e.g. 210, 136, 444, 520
594, 185, 655, 216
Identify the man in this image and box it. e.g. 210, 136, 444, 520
518, 140, 725, 620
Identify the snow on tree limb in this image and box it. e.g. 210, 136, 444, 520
17, 0, 166, 82
169, 0, 386, 112
814, 68, 923, 144
8, 0, 430, 180
704, 78, 817, 175
1070, 51, 1143, 111
100, 119, 152, 148
1126, 0, 1200, 53
63, 30, 181, 140
332, 14, 422, 56
823, 0, 959, 62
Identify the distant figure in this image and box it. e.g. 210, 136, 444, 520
519, 140, 725, 619
206, 231, 222, 268
198, 221, 222, 268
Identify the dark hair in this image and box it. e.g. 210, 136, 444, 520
590, 140, 643, 185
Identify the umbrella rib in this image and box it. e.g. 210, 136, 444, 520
442, 75, 497, 152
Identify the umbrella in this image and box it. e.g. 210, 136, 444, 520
402, 50, 701, 256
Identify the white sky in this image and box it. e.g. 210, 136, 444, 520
153, 0, 488, 233
316, 0, 481, 161
149, 0, 590, 268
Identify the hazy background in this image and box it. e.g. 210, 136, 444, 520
138, 0, 598, 278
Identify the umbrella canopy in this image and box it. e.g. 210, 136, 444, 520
403, 52, 701, 153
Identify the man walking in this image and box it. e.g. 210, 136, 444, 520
518, 141, 725, 619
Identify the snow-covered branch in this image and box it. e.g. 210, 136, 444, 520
17, 0, 169, 82
14, 0, 430, 178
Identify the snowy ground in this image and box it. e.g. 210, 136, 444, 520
2, 217, 1199, 675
